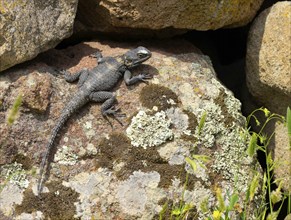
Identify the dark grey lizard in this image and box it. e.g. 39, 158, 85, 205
37, 46, 152, 194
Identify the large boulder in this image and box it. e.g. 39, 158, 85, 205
74, 0, 263, 36
0, 40, 262, 219
245, 2, 291, 193
0, 0, 78, 72
246, 1, 291, 115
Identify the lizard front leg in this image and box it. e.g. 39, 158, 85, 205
124, 70, 152, 86
90, 51, 104, 64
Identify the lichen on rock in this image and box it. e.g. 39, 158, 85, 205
116, 171, 162, 216
126, 110, 173, 149
0, 162, 29, 189
212, 127, 254, 192
54, 145, 79, 166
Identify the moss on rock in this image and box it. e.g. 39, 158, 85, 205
15, 180, 79, 219
139, 84, 179, 111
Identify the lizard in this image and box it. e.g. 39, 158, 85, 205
37, 46, 152, 194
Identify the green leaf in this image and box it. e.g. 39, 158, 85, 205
255, 118, 261, 126
263, 172, 268, 185
159, 201, 168, 220
267, 153, 274, 170
181, 203, 193, 214
216, 187, 225, 212
263, 108, 271, 117
228, 193, 239, 210
193, 154, 211, 163
200, 197, 209, 213
171, 207, 181, 216
185, 157, 197, 172
266, 211, 278, 220
247, 133, 257, 157
270, 188, 282, 204
198, 111, 207, 135
7, 94, 22, 125
259, 134, 267, 144
249, 173, 260, 201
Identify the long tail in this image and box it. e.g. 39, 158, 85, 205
37, 94, 87, 194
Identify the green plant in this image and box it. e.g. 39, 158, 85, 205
185, 154, 210, 173
160, 107, 291, 219
206, 187, 240, 220
7, 94, 22, 125
246, 107, 291, 219
205, 107, 291, 220
198, 111, 207, 135
185, 111, 211, 173
159, 174, 195, 220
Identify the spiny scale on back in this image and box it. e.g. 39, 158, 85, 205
37, 46, 152, 194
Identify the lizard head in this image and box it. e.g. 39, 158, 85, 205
123, 46, 152, 68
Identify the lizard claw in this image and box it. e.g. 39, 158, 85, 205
60, 70, 75, 81
138, 73, 153, 84
59, 69, 72, 80
90, 51, 103, 59
102, 106, 126, 118
58, 69, 67, 75
102, 106, 126, 127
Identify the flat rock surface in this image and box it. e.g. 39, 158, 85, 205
0, 40, 262, 219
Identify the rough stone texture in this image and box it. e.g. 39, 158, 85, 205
286, 213, 291, 220
74, 0, 263, 37
246, 1, 291, 115
0, 0, 78, 72
271, 122, 291, 192
0, 40, 262, 219
16, 72, 52, 113
246, 1, 291, 193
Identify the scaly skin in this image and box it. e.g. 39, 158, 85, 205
37, 47, 152, 194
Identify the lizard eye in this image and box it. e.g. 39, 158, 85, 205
137, 53, 147, 59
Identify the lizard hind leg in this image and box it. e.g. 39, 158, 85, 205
89, 91, 125, 126
77, 70, 89, 87
61, 69, 88, 84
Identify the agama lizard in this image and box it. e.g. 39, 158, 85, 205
37, 46, 152, 194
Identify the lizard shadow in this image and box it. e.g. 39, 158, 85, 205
37, 43, 98, 71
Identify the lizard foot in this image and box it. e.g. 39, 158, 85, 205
89, 51, 102, 59
137, 73, 153, 84
102, 106, 126, 127
59, 69, 72, 81
59, 69, 67, 75
89, 51, 103, 63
